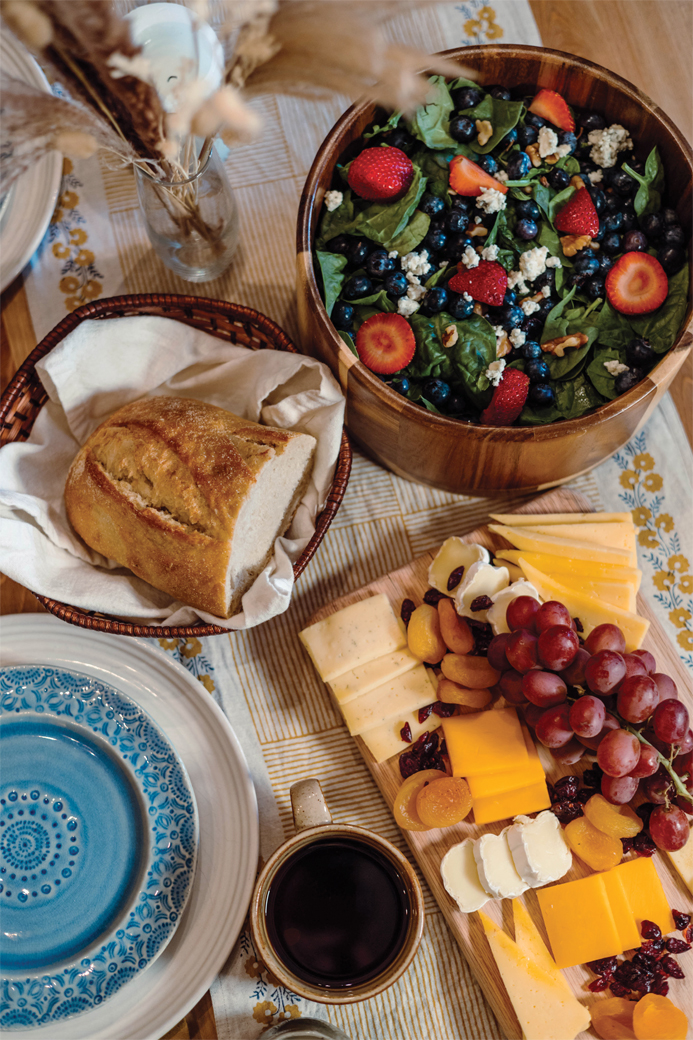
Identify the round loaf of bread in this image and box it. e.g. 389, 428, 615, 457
64, 396, 316, 617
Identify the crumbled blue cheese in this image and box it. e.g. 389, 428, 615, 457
604, 359, 629, 376
406, 282, 426, 302
462, 291, 473, 302
507, 270, 530, 295
388, 250, 399, 259
588, 168, 604, 185
538, 127, 559, 158
324, 190, 343, 211
492, 325, 506, 350
519, 245, 550, 283
476, 188, 507, 214
397, 297, 420, 317
588, 124, 633, 168
481, 244, 499, 262
461, 244, 480, 269
401, 250, 431, 277
541, 284, 552, 297
509, 328, 526, 347
486, 358, 506, 386
545, 255, 561, 269
495, 169, 509, 183
521, 298, 540, 316
474, 215, 483, 224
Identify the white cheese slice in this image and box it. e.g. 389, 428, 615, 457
487, 579, 540, 635
665, 828, 693, 895
341, 664, 437, 735
507, 811, 573, 888
428, 538, 490, 594
454, 562, 510, 622
329, 648, 420, 705
441, 839, 490, 913
474, 829, 529, 899
299, 594, 406, 682
359, 710, 440, 764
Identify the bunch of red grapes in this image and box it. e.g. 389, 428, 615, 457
487, 597, 692, 853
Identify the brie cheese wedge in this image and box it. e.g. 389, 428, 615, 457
428, 538, 490, 594
454, 562, 510, 622
487, 579, 541, 635
474, 828, 529, 899
507, 811, 572, 888
441, 839, 490, 913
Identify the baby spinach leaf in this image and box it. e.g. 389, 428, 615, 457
353, 164, 428, 246
568, 371, 607, 416
364, 111, 402, 139
466, 98, 524, 154
586, 346, 626, 400
541, 286, 577, 342
623, 147, 665, 217
388, 209, 431, 254
338, 330, 358, 356
520, 372, 605, 424
549, 185, 575, 225
316, 190, 356, 248
404, 311, 496, 409
347, 287, 396, 311
315, 251, 348, 317
425, 264, 451, 289
448, 77, 481, 92
412, 147, 452, 199
555, 155, 581, 174
536, 222, 572, 267
409, 77, 456, 150
533, 182, 552, 223
547, 324, 598, 380
626, 262, 690, 352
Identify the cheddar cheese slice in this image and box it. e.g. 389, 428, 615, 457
467, 724, 545, 798
537, 873, 623, 968
612, 857, 674, 937
442, 708, 528, 778
359, 710, 439, 764
473, 780, 551, 825
299, 594, 406, 682
495, 550, 642, 592
341, 664, 437, 735
329, 648, 419, 704
490, 511, 632, 525
511, 899, 573, 996
521, 522, 636, 554
516, 569, 637, 612
602, 870, 642, 952
489, 524, 636, 566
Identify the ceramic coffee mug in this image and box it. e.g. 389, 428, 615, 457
250, 779, 424, 1004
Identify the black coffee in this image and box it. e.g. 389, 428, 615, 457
265, 837, 410, 989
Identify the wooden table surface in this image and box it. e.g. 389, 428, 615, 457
0, 4, 691, 1038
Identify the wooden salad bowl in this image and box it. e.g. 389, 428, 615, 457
296, 45, 692, 496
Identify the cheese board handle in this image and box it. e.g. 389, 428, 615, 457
290, 778, 333, 831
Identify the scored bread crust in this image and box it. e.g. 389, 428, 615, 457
64, 396, 316, 617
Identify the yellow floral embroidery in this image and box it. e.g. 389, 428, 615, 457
633, 452, 655, 471
60, 190, 78, 209
69, 227, 87, 245
642, 472, 663, 492
52, 242, 70, 260
631, 506, 652, 526
283, 1005, 301, 1019
680, 575, 693, 594
48, 157, 103, 312
244, 956, 263, 980
179, 637, 202, 659
656, 513, 674, 532
620, 470, 638, 489
653, 571, 675, 592
198, 674, 215, 694
59, 275, 80, 293
669, 608, 692, 628
669, 555, 690, 573
158, 638, 179, 651
465, 5, 504, 41
637, 529, 659, 549
253, 1000, 277, 1025
677, 630, 693, 652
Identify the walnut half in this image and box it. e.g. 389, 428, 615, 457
476, 119, 493, 146
560, 233, 592, 257
540, 333, 589, 358
526, 143, 542, 168
442, 324, 459, 349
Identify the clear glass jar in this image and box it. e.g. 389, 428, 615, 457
135, 147, 239, 282
262, 1018, 352, 1040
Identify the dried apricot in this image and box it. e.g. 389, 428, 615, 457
440, 652, 501, 689
591, 997, 636, 1040
407, 603, 447, 664
392, 768, 446, 831
415, 776, 472, 828
584, 793, 643, 839
437, 676, 492, 710
564, 815, 623, 871
632, 993, 688, 1040
438, 597, 475, 655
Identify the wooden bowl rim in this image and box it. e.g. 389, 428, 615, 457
297, 43, 693, 442
0, 292, 352, 637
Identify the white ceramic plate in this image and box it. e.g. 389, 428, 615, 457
0, 32, 63, 292
0, 615, 260, 1040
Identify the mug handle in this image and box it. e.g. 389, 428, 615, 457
291, 778, 333, 832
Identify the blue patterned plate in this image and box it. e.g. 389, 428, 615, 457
0, 665, 198, 1030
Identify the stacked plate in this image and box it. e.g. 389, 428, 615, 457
0, 617, 259, 1039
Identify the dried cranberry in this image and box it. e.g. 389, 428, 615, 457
588, 957, 618, 976
659, 956, 685, 979
614, 961, 640, 984
577, 788, 593, 804
582, 766, 603, 788
641, 921, 662, 941
673, 910, 692, 931
549, 800, 584, 824
686, 924, 693, 945
573, 616, 584, 632
440, 738, 447, 757
632, 832, 656, 857
466, 617, 494, 655
432, 701, 457, 717
665, 938, 691, 954
398, 753, 421, 779
622, 837, 635, 853
447, 565, 465, 591
609, 982, 630, 997
423, 588, 446, 606
554, 775, 580, 799
633, 974, 654, 993
418, 704, 434, 723
633, 950, 658, 968
470, 595, 494, 612
400, 598, 416, 626
636, 802, 656, 827
641, 939, 664, 956
588, 976, 610, 992
653, 973, 669, 996
400, 722, 413, 743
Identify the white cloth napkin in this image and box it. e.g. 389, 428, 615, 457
0, 315, 346, 629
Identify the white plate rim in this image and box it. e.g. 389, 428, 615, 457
0, 32, 63, 292
0, 614, 260, 1040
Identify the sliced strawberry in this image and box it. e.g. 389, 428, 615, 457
448, 155, 508, 197
347, 146, 414, 201
448, 261, 508, 307
528, 88, 575, 132
554, 187, 599, 236
355, 312, 416, 374
480, 369, 530, 426
605, 253, 669, 315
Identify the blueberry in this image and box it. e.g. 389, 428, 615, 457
518, 125, 539, 149
522, 340, 542, 359
628, 160, 645, 175
615, 368, 644, 395
525, 112, 546, 129
611, 169, 636, 196
658, 245, 686, 274
420, 287, 449, 315
591, 223, 606, 242
529, 383, 556, 407
626, 338, 655, 367
489, 85, 512, 101
477, 154, 498, 176
522, 315, 545, 338
450, 116, 477, 144
640, 211, 665, 239
570, 269, 592, 289
451, 86, 482, 110
331, 301, 354, 330
597, 254, 614, 274
588, 188, 607, 214
445, 208, 469, 234
534, 269, 555, 290
538, 298, 555, 318
385, 127, 415, 154
557, 130, 577, 154
517, 218, 538, 241
662, 225, 685, 248
621, 210, 638, 233
622, 230, 648, 253
383, 271, 408, 298
604, 211, 623, 232
603, 194, 621, 215
443, 233, 473, 260
503, 289, 518, 306
574, 253, 600, 275
447, 293, 474, 320
391, 376, 410, 395
342, 274, 372, 300
585, 276, 605, 300
662, 207, 680, 226
499, 303, 524, 330
507, 151, 531, 179
347, 238, 371, 266
422, 228, 447, 254
424, 378, 451, 406
578, 112, 605, 132
548, 168, 570, 191
420, 193, 446, 217
601, 232, 623, 257
502, 128, 519, 148
445, 394, 466, 415
516, 199, 540, 222
527, 359, 550, 382
325, 234, 352, 256
366, 249, 396, 279
451, 196, 472, 214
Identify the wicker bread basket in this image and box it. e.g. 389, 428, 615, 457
0, 293, 352, 637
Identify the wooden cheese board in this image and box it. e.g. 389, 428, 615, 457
306, 487, 693, 1040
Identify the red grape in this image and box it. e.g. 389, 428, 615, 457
538, 625, 579, 671
675, 771, 693, 815
678, 729, 693, 755
535, 703, 574, 748
642, 725, 672, 756
559, 647, 591, 687
601, 773, 640, 804
576, 712, 620, 750
652, 699, 690, 744
628, 744, 660, 778
649, 804, 690, 851
585, 623, 626, 655
674, 749, 693, 778
597, 728, 641, 777
569, 695, 606, 738
652, 673, 678, 702
522, 670, 567, 707
499, 669, 527, 704
644, 768, 675, 804
522, 702, 546, 729
584, 650, 627, 695
535, 600, 572, 633
550, 737, 586, 765
632, 648, 656, 674
487, 632, 512, 671
616, 675, 659, 724
506, 629, 539, 674
506, 596, 540, 632
620, 654, 648, 681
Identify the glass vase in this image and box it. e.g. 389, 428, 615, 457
135, 148, 239, 282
